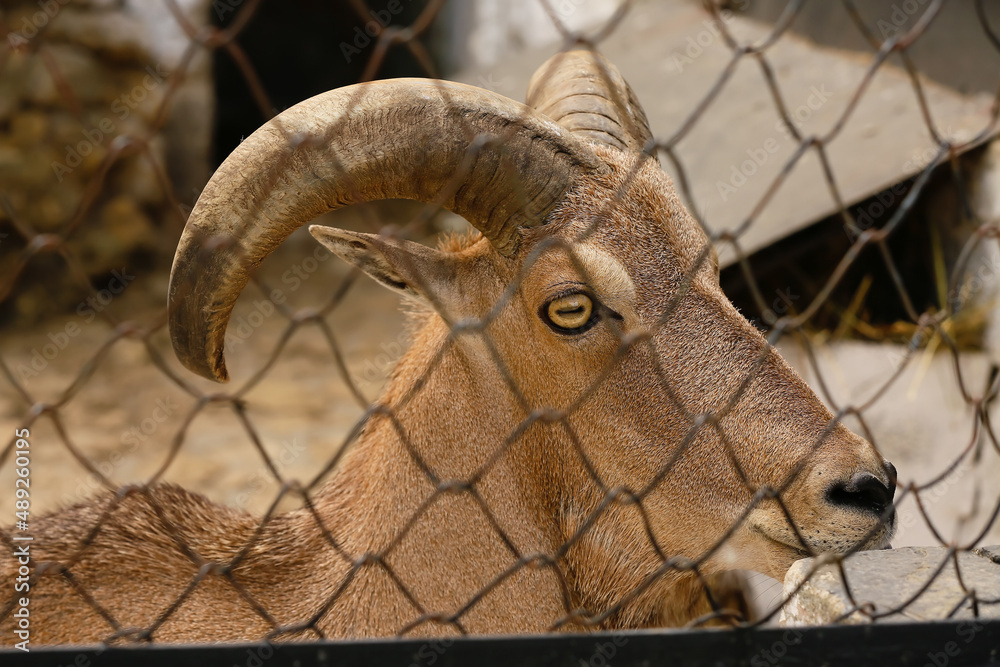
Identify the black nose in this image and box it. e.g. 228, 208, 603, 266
827, 470, 895, 516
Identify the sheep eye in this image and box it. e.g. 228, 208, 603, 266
543, 293, 597, 333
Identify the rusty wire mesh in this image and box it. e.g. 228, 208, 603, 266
1, 0, 999, 647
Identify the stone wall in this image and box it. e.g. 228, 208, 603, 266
0, 0, 211, 323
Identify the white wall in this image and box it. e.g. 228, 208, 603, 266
440, 0, 622, 71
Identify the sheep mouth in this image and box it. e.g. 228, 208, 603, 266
863, 527, 895, 551
751, 524, 812, 559
754, 521, 893, 559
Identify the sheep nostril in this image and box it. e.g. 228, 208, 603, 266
885, 461, 898, 487
827, 471, 894, 516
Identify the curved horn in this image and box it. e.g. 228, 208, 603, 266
527, 49, 653, 153
169, 78, 605, 383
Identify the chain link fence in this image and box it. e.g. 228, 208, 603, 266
1, 0, 999, 652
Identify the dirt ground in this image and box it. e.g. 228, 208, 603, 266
0, 208, 412, 518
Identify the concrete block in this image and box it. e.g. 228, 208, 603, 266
780, 546, 1000, 625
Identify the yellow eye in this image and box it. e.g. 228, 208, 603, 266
546, 293, 594, 331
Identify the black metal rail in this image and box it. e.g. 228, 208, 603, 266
2, 619, 999, 667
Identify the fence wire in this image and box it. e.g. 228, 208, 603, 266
1, 0, 1000, 648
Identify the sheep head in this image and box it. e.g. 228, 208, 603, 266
168, 49, 896, 627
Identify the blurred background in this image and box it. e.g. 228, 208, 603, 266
1, 0, 999, 615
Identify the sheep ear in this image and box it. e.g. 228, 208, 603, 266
308, 226, 456, 302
